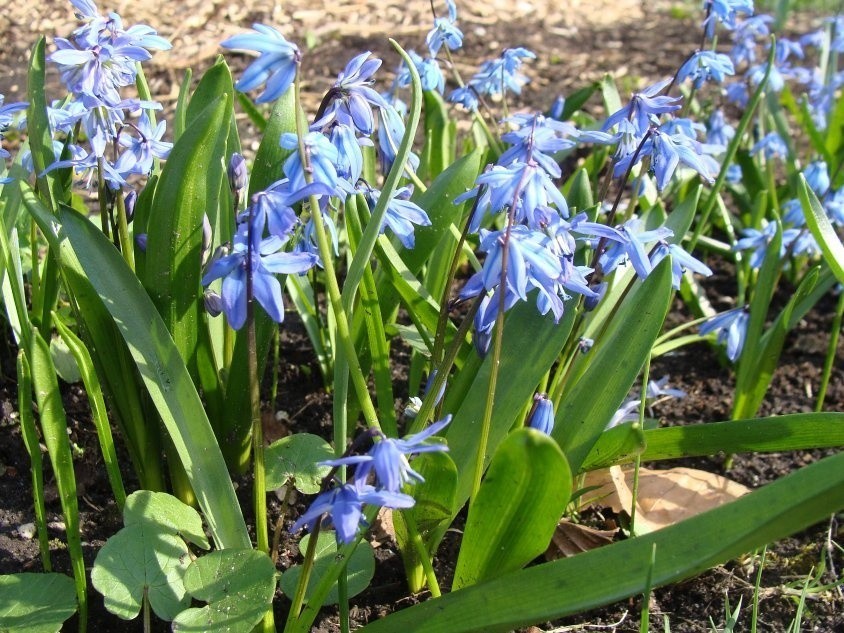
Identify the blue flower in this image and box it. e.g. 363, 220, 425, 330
313, 53, 389, 135
646, 375, 687, 400
290, 477, 414, 544
677, 51, 735, 88
750, 132, 788, 160
702, 0, 754, 39
699, 306, 750, 362
221, 24, 300, 103
499, 113, 579, 178
363, 185, 431, 249
576, 217, 672, 279
803, 160, 830, 196
326, 417, 451, 493
201, 219, 318, 329
730, 14, 773, 65
281, 131, 352, 195
464, 48, 535, 98
398, 51, 445, 94
447, 86, 479, 112
706, 109, 735, 147
376, 104, 420, 174
734, 219, 780, 268
649, 240, 713, 289
426, 0, 463, 56
602, 78, 682, 137
113, 112, 172, 176
527, 393, 555, 435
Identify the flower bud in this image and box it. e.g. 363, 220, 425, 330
584, 281, 606, 311
527, 393, 555, 435
124, 189, 137, 223
204, 290, 223, 317
228, 153, 248, 193
135, 233, 147, 252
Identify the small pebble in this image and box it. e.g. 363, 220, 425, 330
17, 523, 36, 540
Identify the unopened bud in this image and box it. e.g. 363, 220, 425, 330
584, 281, 607, 311
204, 290, 223, 317
201, 214, 213, 265
124, 189, 137, 223
527, 393, 555, 435
135, 233, 147, 252
228, 153, 248, 193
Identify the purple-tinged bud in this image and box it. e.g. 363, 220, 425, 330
124, 189, 137, 223
135, 233, 147, 252
578, 337, 594, 354
204, 290, 223, 317
584, 281, 606, 311
228, 153, 248, 193
423, 369, 446, 408
549, 95, 565, 120
201, 214, 213, 264
527, 393, 555, 435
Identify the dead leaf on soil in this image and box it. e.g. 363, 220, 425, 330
581, 465, 750, 535
546, 519, 617, 559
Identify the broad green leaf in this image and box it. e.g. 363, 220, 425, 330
265, 434, 334, 494
393, 452, 458, 592
359, 450, 844, 633
554, 259, 673, 473
20, 186, 166, 492
452, 429, 572, 590
639, 413, 844, 461
580, 421, 646, 472
444, 297, 578, 512
92, 491, 211, 621
280, 531, 374, 605
145, 92, 229, 380
26, 37, 60, 212
171, 549, 276, 632
799, 174, 844, 284
124, 490, 210, 550
91, 522, 191, 621
563, 168, 594, 213
0, 573, 77, 633
249, 87, 302, 196
559, 81, 599, 120
21, 190, 249, 549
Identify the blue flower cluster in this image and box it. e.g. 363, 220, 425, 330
291, 417, 451, 544
43, 0, 172, 190
0, 95, 28, 183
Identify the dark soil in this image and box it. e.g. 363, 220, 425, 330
1, 1, 843, 632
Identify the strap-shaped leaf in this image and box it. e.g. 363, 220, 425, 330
360, 450, 844, 633
22, 190, 249, 550
554, 259, 673, 473
453, 429, 572, 590
799, 173, 844, 284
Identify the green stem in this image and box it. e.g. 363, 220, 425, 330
293, 72, 381, 432
406, 515, 441, 597
815, 290, 844, 411
114, 187, 135, 271
630, 353, 651, 536
271, 483, 295, 565
285, 522, 322, 629
95, 157, 111, 238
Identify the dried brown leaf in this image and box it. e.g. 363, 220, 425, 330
581, 465, 750, 534
546, 519, 616, 559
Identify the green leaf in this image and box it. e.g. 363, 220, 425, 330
419, 90, 456, 181
145, 91, 229, 378
799, 174, 844, 284
580, 421, 646, 472
639, 413, 844, 461
452, 429, 572, 590
27, 330, 87, 623
394, 452, 458, 592
92, 491, 210, 621
48, 335, 81, 383
265, 434, 334, 494
0, 573, 77, 633
171, 549, 276, 632
26, 37, 61, 212
280, 531, 374, 605
249, 87, 302, 196
124, 490, 210, 550
359, 450, 844, 633
554, 259, 673, 473
21, 189, 249, 549
734, 266, 820, 419
444, 298, 577, 513
92, 521, 191, 621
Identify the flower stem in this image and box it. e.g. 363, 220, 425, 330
285, 522, 322, 629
